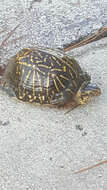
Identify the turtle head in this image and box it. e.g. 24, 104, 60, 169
81, 84, 101, 103
75, 82, 101, 105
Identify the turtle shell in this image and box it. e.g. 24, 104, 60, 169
2, 47, 91, 106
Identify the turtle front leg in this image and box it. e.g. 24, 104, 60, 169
64, 101, 81, 114
0, 65, 6, 76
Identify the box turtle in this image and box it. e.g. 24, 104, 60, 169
0, 46, 101, 110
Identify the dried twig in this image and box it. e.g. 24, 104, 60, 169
0, 28, 7, 34
29, 0, 42, 10
74, 160, 107, 174
5, 35, 25, 46
0, 24, 23, 77
0, 24, 20, 48
64, 27, 107, 52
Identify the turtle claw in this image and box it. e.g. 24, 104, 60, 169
65, 103, 80, 114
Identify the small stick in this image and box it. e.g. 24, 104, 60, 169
74, 160, 107, 174
0, 28, 6, 34
64, 27, 107, 52
0, 24, 20, 48
5, 35, 25, 46
29, 0, 42, 10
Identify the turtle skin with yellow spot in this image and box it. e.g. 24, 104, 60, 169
1, 47, 101, 108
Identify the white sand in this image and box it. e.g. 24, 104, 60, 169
0, 0, 107, 189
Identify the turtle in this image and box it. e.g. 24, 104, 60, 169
0, 46, 101, 110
